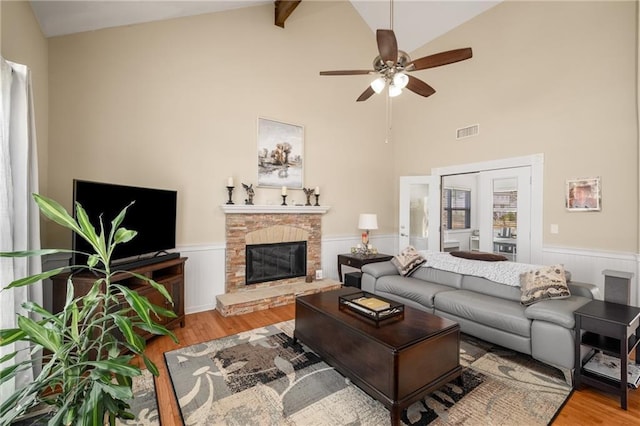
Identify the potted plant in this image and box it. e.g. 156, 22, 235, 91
0, 194, 178, 425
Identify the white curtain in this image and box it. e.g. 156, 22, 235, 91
0, 58, 42, 406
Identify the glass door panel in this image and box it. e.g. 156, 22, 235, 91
399, 176, 440, 252
478, 168, 531, 263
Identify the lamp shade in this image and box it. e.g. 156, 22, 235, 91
370, 77, 386, 94
388, 83, 402, 98
358, 213, 378, 230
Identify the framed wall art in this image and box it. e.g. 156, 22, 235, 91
566, 177, 601, 211
257, 117, 304, 189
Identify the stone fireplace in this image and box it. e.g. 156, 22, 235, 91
217, 205, 338, 316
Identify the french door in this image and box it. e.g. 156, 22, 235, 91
400, 164, 535, 263
477, 167, 532, 263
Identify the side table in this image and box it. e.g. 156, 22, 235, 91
337, 253, 393, 283
574, 299, 640, 409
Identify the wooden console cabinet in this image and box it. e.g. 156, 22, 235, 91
51, 256, 187, 340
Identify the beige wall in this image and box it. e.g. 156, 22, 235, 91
6, 0, 639, 254
47, 2, 396, 248
1, 0, 49, 208
393, 0, 638, 252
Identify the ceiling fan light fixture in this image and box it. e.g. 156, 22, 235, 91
370, 77, 386, 94
388, 83, 402, 98
392, 72, 409, 89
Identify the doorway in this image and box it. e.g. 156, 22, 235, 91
399, 154, 543, 264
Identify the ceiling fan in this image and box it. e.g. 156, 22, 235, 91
319, 29, 472, 102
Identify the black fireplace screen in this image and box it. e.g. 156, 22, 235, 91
245, 241, 307, 285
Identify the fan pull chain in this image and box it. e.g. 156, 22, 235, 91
385, 94, 392, 144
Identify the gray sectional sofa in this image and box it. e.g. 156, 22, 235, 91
361, 258, 601, 384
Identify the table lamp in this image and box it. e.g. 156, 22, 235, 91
358, 213, 378, 247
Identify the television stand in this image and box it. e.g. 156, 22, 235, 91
113, 252, 180, 271
52, 256, 187, 340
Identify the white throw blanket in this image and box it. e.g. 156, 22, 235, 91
419, 251, 542, 287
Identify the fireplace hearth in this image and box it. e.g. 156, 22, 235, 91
246, 241, 307, 285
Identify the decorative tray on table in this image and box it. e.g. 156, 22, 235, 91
339, 291, 404, 326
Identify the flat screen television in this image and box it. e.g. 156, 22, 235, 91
72, 179, 178, 268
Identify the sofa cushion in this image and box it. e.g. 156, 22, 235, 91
376, 275, 456, 309
361, 261, 399, 279
450, 251, 508, 262
520, 264, 571, 306
524, 295, 592, 328
435, 290, 531, 337
410, 267, 463, 289
391, 246, 426, 276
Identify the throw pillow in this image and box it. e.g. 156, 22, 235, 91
450, 251, 508, 262
391, 246, 426, 277
520, 264, 571, 306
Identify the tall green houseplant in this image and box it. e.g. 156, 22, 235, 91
0, 194, 178, 425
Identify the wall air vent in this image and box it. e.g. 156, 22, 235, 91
456, 124, 480, 140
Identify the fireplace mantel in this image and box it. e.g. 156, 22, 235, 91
220, 205, 330, 214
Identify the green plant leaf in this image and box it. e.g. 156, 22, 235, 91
0, 248, 70, 258
142, 355, 160, 376
112, 315, 145, 353
87, 254, 99, 269
17, 316, 61, 352
113, 285, 153, 325
95, 381, 133, 401
114, 228, 137, 245
148, 303, 177, 319
32, 193, 82, 235
120, 273, 173, 303
0, 351, 17, 364
74, 202, 100, 251
108, 202, 134, 241
0, 363, 20, 382
134, 322, 178, 343
21, 301, 59, 322
85, 358, 140, 377
2, 267, 66, 290
70, 301, 80, 342
0, 328, 27, 346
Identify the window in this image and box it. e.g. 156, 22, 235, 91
443, 188, 471, 230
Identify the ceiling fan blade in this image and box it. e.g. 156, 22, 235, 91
319, 70, 374, 76
406, 75, 436, 98
356, 86, 375, 102
408, 48, 473, 71
376, 29, 398, 64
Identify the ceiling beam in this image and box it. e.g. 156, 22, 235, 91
274, 0, 301, 28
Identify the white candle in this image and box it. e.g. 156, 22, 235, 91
315, 186, 320, 195
227, 177, 234, 187
281, 186, 287, 196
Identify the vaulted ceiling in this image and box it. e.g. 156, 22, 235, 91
29, 1, 501, 53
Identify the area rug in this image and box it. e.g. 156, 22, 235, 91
164, 321, 571, 425
11, 368, 159, 426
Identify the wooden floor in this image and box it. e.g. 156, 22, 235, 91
144, 306, 639, 425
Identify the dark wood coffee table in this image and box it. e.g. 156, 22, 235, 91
294, 288, 461, 425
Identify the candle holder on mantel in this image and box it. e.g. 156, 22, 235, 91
226, 186, 235, 205
314, 194, 320, 206
281, 195, 288, 206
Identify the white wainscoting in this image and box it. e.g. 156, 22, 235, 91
41, 237, 640, 315
542, 246, 639, 306
177, 244, 226, 314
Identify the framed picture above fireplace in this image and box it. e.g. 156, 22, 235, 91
257, 117, 304, 189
